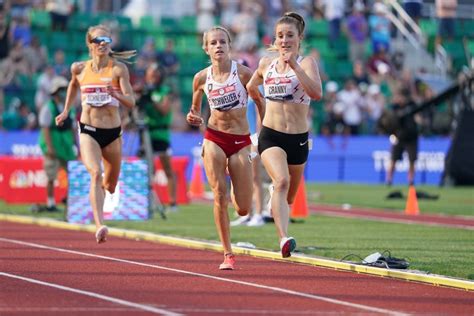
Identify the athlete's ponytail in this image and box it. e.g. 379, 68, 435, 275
86, 24, 136, 63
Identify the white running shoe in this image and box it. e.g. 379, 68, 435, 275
280, 237, 296, 258
246, 214, 265, 227
230, 214, 250, 226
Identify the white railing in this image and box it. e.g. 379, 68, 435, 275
384, 0, 426, 48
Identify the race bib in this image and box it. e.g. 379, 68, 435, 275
265, 77, 292, 100
83, 86, 112, 107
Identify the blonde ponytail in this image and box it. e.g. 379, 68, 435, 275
86, 24, 137, 63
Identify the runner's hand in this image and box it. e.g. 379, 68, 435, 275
282, 51, 298, 69
186, 109, 203, 126
106, 85, 118, 98
55, 111, 68, 126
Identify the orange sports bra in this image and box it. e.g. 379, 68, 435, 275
78, 60, 121, 107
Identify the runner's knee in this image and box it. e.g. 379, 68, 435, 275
273, 177, 290, 193
88, 168, 102, 185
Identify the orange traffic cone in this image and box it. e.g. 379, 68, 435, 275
189, 159, 205, 199
291, 176, 308, 218
405, 185, 420, 215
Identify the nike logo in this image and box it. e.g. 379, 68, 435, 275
235, 140, 246, 145
299, 140, 308, 146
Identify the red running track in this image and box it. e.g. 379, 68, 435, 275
310, 204, 474, 230
1, 221, 473, 316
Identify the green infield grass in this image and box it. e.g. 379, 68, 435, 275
306, 183, 473, 216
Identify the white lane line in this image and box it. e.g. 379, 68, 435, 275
0, 237, 408, 316
0, 272, 182, 316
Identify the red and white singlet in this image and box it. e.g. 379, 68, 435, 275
204, 60, 248, 112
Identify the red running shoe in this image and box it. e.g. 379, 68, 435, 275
219, 253, 235, 270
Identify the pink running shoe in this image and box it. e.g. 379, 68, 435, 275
219, 253, 235, 270
280, 237, 296, 258
95, 226, 109, 244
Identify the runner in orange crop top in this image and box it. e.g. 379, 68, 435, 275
55, 24, 136, 244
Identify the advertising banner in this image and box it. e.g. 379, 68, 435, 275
0, 131, 451, 185
0, 156, 190, 207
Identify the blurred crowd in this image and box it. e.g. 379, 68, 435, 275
0, 0, 466, 138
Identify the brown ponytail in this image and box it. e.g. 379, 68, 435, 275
282, 12, 305, 36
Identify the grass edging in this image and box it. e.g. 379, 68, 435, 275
1, 214, 473, 291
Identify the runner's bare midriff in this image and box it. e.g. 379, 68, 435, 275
80, 104, 121, 128
208, 107, 249, 135
262, 100, 309, 134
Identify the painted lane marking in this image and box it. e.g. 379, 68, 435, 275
0, 237, 407, 316
0, 272, 182, 316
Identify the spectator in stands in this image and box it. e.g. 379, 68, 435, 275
35, 64, 55, 111
0, 41, 31, 106
55, 24, 136, 244
1, 97, 36, 130
318, 0, 346, 45
157, 39, 180, 96
352, 59, 370, 85
196, 0, 217, 34
403, 0, 423, 28
345, 2, 368, 64
247, 12, 322, 258
232, 1, 261, 52
139, 36, 157, 66
52, 49, 69, 79
135, 63, 178, 212
219, 0, 240, 31
262, 0, 286, 37
435, 0, 457, 45
338, 78, 363, 135
10, 12, 31, 46
364, 83, 385, 134
38, 76, 77, 212
25, 35, 48, 74
46, 0, 74, 32
320, 81, 341, 139
367, 45, 392, 83
369, 2, 391, 54
386, 87, 419, 186
186, 26, 264, 269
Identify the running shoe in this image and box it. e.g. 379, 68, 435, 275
219, 253, 235, 270
95, 225, 109, 244
280, 237, 296, 258
246, 214, 265, 227
230, 214, 250, 226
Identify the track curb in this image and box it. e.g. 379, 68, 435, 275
1, 214, 473, 291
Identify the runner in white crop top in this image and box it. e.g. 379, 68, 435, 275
263, 56, 310, 105
204, 60, 248, 111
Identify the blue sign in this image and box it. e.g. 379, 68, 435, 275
0, 131, 451, 185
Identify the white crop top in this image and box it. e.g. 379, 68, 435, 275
263, 56, 310, 105
204, 60, 248, 112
